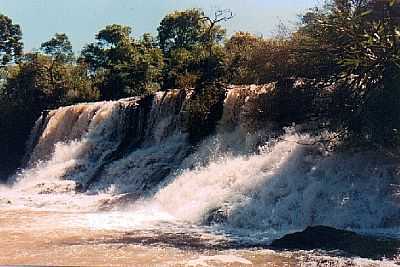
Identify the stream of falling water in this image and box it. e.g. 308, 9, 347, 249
1, 87, 400, 266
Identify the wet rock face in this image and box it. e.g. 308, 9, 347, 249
271, 225, 400, 260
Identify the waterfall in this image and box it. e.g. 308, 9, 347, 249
10, 90, 192, 193
88, 89, 191, 193
145, 130, 400, 231
12, 99, 138, 189
4, 85, 400, 237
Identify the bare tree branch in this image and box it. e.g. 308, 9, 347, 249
199, 9, 234, 55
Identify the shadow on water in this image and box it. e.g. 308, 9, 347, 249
59, 228, 269, 251
54, 223, 400, 261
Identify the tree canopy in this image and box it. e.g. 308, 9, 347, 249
158, 9, 230, 89
0, 14, 23, 66
40, 33, 74, 63
81, 24, 164, 99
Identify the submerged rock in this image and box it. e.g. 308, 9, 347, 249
204, 207, 229, 225
271, 225, 400, 260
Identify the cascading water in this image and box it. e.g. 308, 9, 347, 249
1, 85, 400, 266
88, 89, 191, 194
11, 100, 134, 189
148, 131, 400, 231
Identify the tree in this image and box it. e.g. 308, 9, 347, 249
158, 8, 230, 88
158, 9, 207, 54
4, 52, 96, 107
224, 31, 306, 84
0, 14, 23, 66
297, 0, 400, 146
224, 32, 264, 84
97, 24, 131, 47
0, 55, 62, 177
39, 33, 79, 104
81, 25, 164, 99
81, 24, 132, 72
199, 9, 233, 56
158, 8, 228, 54
40, 33, 74, 63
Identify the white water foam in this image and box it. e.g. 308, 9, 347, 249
187, 255, 253, 266
136, 130, 400, 237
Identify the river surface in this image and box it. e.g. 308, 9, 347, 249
0, 207, 398, 266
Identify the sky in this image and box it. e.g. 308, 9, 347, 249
0, 0, 321, 52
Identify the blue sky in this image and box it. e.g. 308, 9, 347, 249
0, 0, 320, 52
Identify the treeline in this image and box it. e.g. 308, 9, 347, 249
1, 0, 400, 176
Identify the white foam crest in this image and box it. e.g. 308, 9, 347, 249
146, 132, 303, 223
13, 140, 86, 190
139, 130, 400, 233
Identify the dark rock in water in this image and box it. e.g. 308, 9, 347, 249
75, 182, 84, 193
204, 207, 228, 225
271, 225, 400, 260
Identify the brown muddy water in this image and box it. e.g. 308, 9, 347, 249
0, 209, 397, 267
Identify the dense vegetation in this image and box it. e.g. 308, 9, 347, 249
0, 0, 399, 177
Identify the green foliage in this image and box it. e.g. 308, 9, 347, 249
224, 32, 263, 84
157, 8, 224, 54
299, 0, 400, 146
158, 9, 227, 89
81, 25, 164, 99
0, 14, 23, 66
4, 53, 96, 107
224, 32, 316, 84
164, 44, 226, 89
97, 24, 131, 47
40, 33, 74, 63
